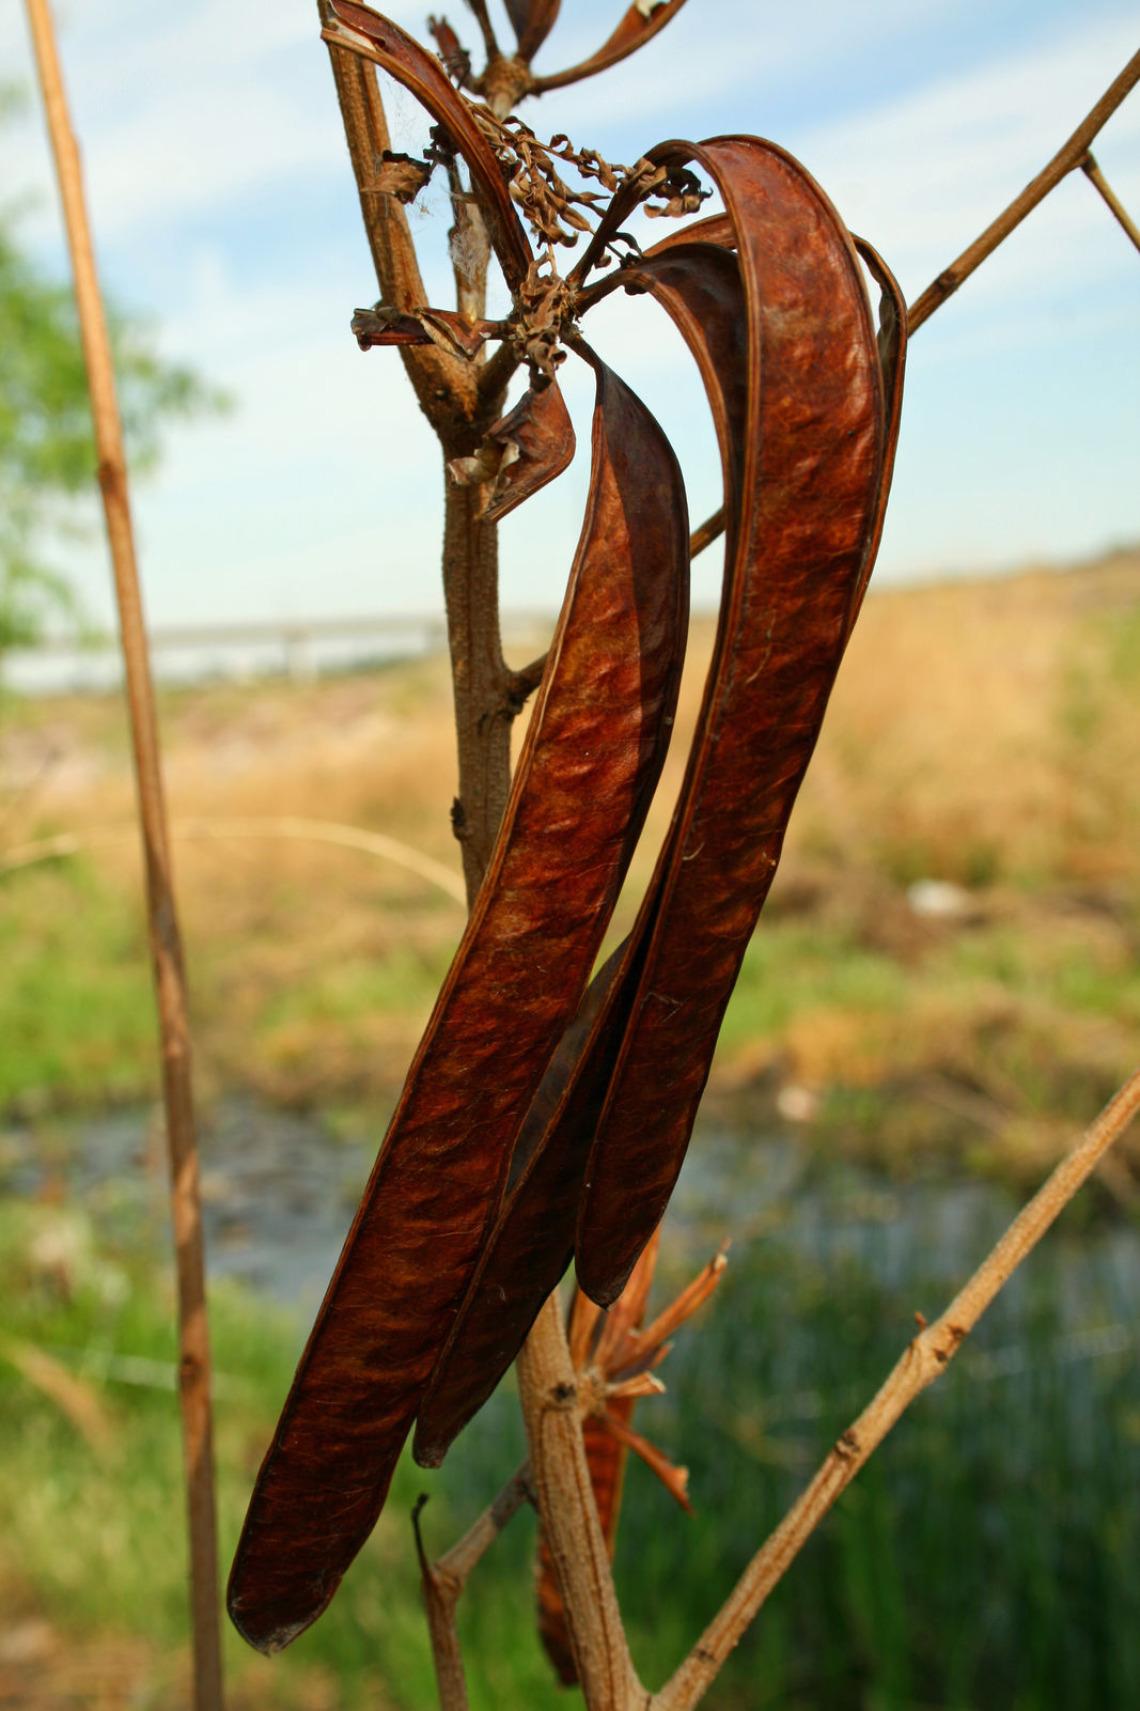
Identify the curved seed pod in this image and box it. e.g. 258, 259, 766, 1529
532, 0, 691, 94
638, 209, 737, 256
575, 136, 890, 1304
849, 233, 908, 634
227, 355, 690, 1653
413, 241, 745, 1466
322, 2, 532, 290
505, 0, 562, 63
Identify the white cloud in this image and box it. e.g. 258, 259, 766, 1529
793, 11, 1140, 303
3, 0, 1137, 623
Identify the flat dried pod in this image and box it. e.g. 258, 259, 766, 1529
414, 239, 747, 1465
850, 233, 908, 629
227, 353, 689, 1653
417, 139, 899, 1466
481, 377, 576, 523
574, 136, 894, 1304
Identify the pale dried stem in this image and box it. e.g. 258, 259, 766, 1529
688, 504, 725, 560
413, 1465, 535, 1711
653, 1067, 1140, 1711
441, 478, 515, 902
569, 1291, 606, 1369
908, 47, 1140, 329
626, 1248, 727, 1373
320, 8, 478, 432
1081, 151, 1140, 253
22, 3, 223, 1707
516, 1293, 645, 1710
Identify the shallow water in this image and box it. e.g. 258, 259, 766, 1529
4, 1095, 1138, 1345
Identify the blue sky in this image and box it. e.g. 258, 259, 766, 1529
2, 0, 1138, 628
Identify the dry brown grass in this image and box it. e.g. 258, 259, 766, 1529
2, 549, 1138, 1175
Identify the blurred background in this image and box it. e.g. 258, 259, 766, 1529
1, 2, 1139, 1707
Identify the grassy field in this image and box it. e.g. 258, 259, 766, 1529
3, 547, 1139, 1186
2, 548, 1140, 1707
2, 1159, 1138, 1709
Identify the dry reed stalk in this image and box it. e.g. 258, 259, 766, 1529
689, 46, 1140, 559
651, 1066, 1140, 1711
22, 4, 224, 1706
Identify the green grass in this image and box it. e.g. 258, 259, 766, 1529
612, 1215, 1140, 1710
0, 1195, 571, 1708
3, 1185, 1139, 1709
0, 860, 157, 1112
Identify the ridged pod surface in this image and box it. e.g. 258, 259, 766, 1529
227, 356, 689, 1652
414, 136, 906, 1470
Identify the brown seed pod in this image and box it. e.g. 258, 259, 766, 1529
573, 137, 894, 1305
531, 0, 693, 95
414, 135, 906, 1471
413, 237, 748, 1466
226, 356, 689, 1653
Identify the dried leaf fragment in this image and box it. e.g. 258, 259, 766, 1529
373, 149, 434, 202
505, 0, 562, 61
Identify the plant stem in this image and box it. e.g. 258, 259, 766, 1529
1081, 151, 1140, 253
908, 47, 1140, 330
22, 4, 223, 1707
439, 475, 516, 902
653, 1066, 1140, 1711
412, 1465, 535, 1711
516, 1294, 645, 1710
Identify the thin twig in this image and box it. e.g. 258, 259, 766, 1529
21, 3, 223, 1707
414, 1465, 535, 1711
1081, 150, 1140, 253
437, 1461, 536, 1584
516, 1292, 645, 1709
688, 505, 725, 561
505, 651, 550, 710
653, 1067, 1140, 1711
908, 47, 1140, 330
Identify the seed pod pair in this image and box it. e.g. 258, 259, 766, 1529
229, 2, 905, 1655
